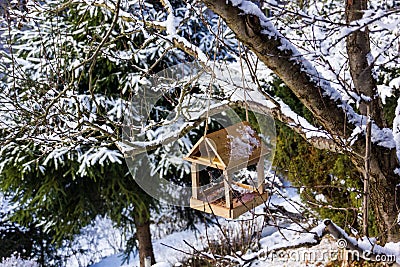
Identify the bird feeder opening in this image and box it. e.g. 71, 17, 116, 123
183, 121, 269, 219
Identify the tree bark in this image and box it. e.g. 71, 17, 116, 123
351, 145, 400, 243
134, 206, 156, 267
200, 0, 400, 242
345, 0, 398, 241
345, 0, 385, 126
362, 106, 371, 237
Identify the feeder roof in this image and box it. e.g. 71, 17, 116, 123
183, 122, 268, 170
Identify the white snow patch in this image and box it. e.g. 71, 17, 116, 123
166, 13, 177, 35
228, 126, 260, 160
393, 98, 400, 161
389, 77, 400, 89
315, 193, 327, 203
377, 85, 392, 104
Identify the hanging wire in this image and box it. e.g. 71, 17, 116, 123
203, 17, 222, 137
238, 42, 249, 122
202, 17, 224, 166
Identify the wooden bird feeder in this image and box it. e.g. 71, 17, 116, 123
183, 121, 269, 219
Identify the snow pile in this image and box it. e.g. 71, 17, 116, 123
0, 254, 38, 267
228, 126, 260, 160
393, 99, 400, 161
60, 216, 127, 267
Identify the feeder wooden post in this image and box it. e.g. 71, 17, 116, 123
191, 163, 200, 199
257, 154, 265, 194
223, 170, 232, 208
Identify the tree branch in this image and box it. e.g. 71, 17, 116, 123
199, 0, 353, 142
324, 220, 398, 264
234, 100, 344, 153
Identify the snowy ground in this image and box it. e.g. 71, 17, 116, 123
87, 180, 400, 267
89, 217, 400, 267
1, 178, 399, 267
89, 217, 334, 267
86, 183, 334, 267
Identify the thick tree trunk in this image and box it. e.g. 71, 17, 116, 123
345, 0, 399, 242
134, 207, 155, 267
345, 0, 385, 125
353, 146, 400, 243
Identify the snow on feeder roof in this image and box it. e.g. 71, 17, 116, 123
183, 121, 267, 171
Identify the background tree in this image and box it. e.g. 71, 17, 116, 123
0, 0, 223, 265
0, 0, 161, 262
